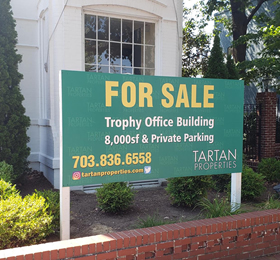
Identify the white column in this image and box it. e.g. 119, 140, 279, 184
231, 172, 242, 212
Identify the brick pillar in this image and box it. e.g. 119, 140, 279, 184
256, 92, 277, 159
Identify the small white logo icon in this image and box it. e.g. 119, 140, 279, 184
144, 166, 151, 174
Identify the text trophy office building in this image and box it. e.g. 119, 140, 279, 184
11, 0, 183, 189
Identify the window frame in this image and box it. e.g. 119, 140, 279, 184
83, 11, 157, 75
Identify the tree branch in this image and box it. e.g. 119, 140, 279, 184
246, 0, 268, 25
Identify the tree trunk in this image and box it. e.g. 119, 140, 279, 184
230, 0, 248, 63
230, 0, 268, 63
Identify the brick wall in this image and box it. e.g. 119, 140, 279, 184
1, 210, 280, 260
275, 143, 280, 158
256, 92, 277, 159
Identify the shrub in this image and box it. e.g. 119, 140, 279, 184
197, 196, 241, 218
96, 182, 135, 213
258, 158, 280, 183
0, 179, 18, 200
166, 176, 213, 207
35, 189, 59, 230
0, 0, 30, 179
0, 161, 14, 183
227, 166, 265, 201
0, 193, 53, 249
212, 173, 231, 192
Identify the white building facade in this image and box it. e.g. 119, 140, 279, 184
11, 0, 183, 189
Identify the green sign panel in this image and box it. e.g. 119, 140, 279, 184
60, 71, 244, 187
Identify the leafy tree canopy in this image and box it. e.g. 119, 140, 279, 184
194, 0, 280, 91
198, 0, 274, 63
182, 7, 211, 78
237, 0, 280, 90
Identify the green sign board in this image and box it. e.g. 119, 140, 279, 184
60, 70, 244, 187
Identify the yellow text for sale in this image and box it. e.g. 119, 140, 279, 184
105, 81, 214, 108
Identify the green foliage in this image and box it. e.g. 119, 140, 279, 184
258, 158, 280, 183
0, 193, 53, 249
227, 166, 265, 201
0, 180, 57, 248
35, 189, 60, 230
96, 182, 135, 213
0, 161, 13, 183
241, 167, 265, 200
0, 0, 30, 179
182, 7, 211, 77
226, 55, 239, 79
238, 57, 280, 91
196, 0, 280, 88
227, 1, 280, 89
199, 0, 275, 63
197, 196, 240, 218
259, 195, 280, 210
136, 213, 173, 228
166, 176, 213, 207
212, 173, 231, 192
0, 179, 18, 200
204, 34, 228, 79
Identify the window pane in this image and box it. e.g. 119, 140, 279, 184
85, 64, 96, 72
98, 42, 109, 65
134, 21, 144, 44
98, 16, 109, 40
110, 18, 121, 41
122, 20, 132, 43
85, 40, 96, 64
98, 66, 109, 73
122, 44, 132, 67
110, 42, 121, 65
122, 67, 133, 74
145, 46, 155, 68
134, 68, 143, 75
85, 14, 96, 39
145, 23, 155, 45
134, 45, 144, 67
85, 16, 155, 75
145, 69, 155, 76
110, 66, 121, 74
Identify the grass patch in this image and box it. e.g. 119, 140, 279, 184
258, 195, 280, 210
136, 213, 174, 228
197, 196, 242, 218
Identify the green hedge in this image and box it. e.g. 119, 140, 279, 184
0, 193, 53, 249
258, 158, 280, 183
0, 180, 58, 249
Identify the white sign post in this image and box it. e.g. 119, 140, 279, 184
60, 73, 71, 240
60, 186, 70, 240
231, 172, 242, 212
